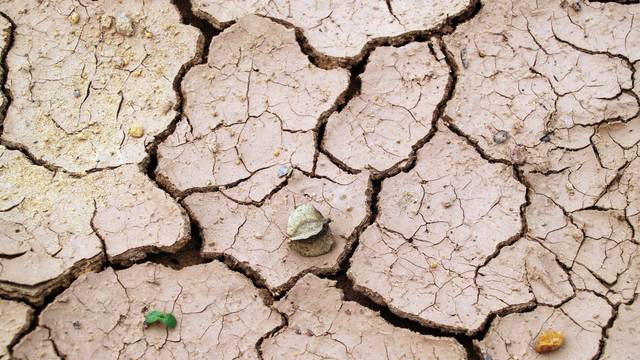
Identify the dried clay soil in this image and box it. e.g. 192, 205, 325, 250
1, 0, 640, 359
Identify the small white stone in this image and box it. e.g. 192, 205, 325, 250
115, 13, 134, 36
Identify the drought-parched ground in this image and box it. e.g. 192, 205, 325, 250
0, 0, 639, 359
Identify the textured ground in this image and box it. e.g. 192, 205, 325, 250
0, 0, 639, 359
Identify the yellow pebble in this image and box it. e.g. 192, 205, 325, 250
273, 148, 281, 157
128, 124, 144, 138
430, 263, 438, 270
77, 132, 89, 141
69, 11, 80, 25
100, 16, 113, 30
534, 331, 564, 353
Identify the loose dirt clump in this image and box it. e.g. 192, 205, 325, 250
0, 146, 189, 305
0, 0, 201, 173
261, 274, 467, 359
12, 262, 283, 359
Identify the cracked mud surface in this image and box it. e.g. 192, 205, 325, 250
2, 0, 640, 359
0, 0, 201, 174
349, 123, 530, 334
185, 168, 370, 295
323, 41, 450, 173
156, 15, 349, 197
602, 297, 640, 359
476, 291, 612, 359
0, 299, 32, 359
12, 262, 282, 359
445, 0, 639, 173
190, 0, 473, 64
0, 146, 189, 305
261, 274, 467, 359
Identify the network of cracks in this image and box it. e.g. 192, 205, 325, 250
1, 0, 640, 359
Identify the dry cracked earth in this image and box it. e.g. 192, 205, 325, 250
0, 0, 639, 359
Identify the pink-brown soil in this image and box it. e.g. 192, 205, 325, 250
1, 0, 639, 359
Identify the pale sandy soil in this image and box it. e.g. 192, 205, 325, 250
1, 0, 639, 359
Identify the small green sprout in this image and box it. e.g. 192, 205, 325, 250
144, 310, 177, 329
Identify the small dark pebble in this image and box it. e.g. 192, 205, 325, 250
460, 48, 469, 69
72, 321, 81, 330
540, 132, 553, 142
493, 130, 509, 144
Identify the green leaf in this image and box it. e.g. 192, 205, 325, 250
144, 310, 177, 329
